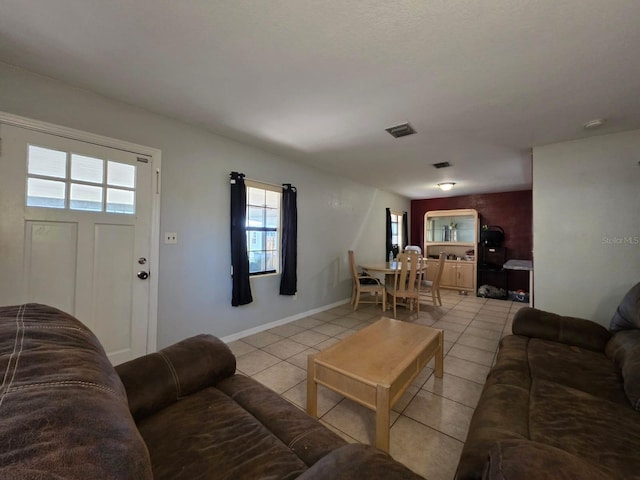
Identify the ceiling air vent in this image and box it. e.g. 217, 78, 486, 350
432, 162, 451, 169
385, 122, 416, 138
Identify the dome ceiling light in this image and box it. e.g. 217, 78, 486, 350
438, 182, 456, 191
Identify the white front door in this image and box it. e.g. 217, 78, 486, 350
0, 122, 156, 364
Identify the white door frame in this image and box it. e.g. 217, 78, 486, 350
0, 111, 161, 353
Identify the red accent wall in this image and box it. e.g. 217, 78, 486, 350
411, 190, 533, 290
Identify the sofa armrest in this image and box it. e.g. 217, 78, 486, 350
297, 444, 424, 480
512, 307, 610, 352
115, 334, 235, 421
482, 440, 614, 480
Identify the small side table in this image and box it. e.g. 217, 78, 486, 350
503, 259, 533, 307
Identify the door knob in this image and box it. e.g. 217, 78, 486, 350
137, 271, 149, 280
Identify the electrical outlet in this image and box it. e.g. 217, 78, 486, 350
164, 232, 178, 244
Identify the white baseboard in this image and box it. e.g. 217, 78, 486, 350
221, 298, 351, 344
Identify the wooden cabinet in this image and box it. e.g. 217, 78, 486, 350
456, 262, 475, 290
439, 261, 475, 290
424, 209, 478, 294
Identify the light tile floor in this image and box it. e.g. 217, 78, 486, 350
227, 290, 524, 480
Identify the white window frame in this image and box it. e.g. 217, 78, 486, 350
245, 180, 282, 277
390, 210, 404, 247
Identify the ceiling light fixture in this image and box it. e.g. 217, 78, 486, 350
438, 182, 456, 191
584, 118, 605, 130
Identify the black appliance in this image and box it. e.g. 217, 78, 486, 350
480, 226, 505, 247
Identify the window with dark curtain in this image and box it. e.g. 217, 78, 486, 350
402, 211, 409, 251
230, 172, 253, 306
279, 184, 297, 295
385, 208, 392, 260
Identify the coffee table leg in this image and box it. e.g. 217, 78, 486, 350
306, 354, 318, 417
435, 330, 444, 378
375, 385, 391, 452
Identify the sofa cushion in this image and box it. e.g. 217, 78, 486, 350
0, 304, 152, 479
609, 282, 640, 332
298, 443, 424, 480
529, 378, 640, 479
483, 440, 614, 480
525, 338, 627, 405
217, 375, 346, 467
606, 330, 640, 410
138, 385, 307, 480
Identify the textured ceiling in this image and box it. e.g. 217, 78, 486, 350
1, 0, 640, 198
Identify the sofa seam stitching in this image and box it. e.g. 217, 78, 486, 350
0, 304, 27, 408
158, 351, 182, 399
7, 380, 117, 395
287, 426, 324, 450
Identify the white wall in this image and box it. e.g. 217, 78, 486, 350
533, 130, 640, 326
0, 62, 409, 347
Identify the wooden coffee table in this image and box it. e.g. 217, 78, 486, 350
306, 317, 443, 452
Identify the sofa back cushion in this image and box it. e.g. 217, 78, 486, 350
116, 334, 236, 421
605, 329, 640, 410
0, 304, 152, 479
610, 282, 640, 332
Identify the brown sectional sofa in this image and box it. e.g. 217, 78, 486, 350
0, 303, 423, 479
457, 282, 640, 480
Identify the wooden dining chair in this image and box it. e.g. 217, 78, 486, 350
421, 251, 446, 306
385, 251, 422, 318
348, 250, 386, 311
403, 245, 422, 255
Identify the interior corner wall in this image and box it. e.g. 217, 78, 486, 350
0, 62, 410, 347
533, 129, 640, 325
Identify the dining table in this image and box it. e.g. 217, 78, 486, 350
361, 260, 428, 312
360, 260, 427, 275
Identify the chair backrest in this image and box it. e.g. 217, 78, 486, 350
394, 252, 421, 295
348, 250, 358, 283
404, 245, 422, 255
432, 251, 446, 286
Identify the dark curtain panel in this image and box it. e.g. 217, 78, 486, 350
385, 208, 392, 260
402, 211, 409, 250
280, 184, 297, 295
230, 172, 253, 306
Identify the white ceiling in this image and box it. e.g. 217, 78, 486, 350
1, 0, 640, 199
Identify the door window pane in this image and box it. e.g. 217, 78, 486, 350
106, 188, 135, 214
107, 161, 135, 188
71, 154, 104, 183
26, 146, 139, 215
70, 183, 103, 211
28, 145, 66, 178
27, 178, 66, 208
